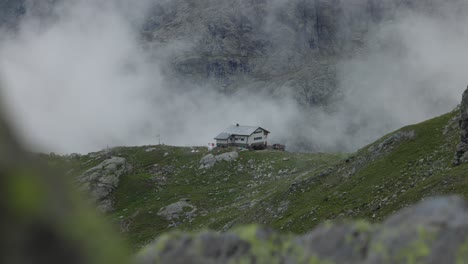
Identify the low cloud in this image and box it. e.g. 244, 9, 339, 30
0, 0, 305, 153
0, 0, 466, 154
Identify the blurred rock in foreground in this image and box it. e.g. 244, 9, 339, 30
137, 196, 468, 264
0, 103, 128, 264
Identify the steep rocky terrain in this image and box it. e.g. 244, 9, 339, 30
139, 0, 468, 105
3, 0, 468, 106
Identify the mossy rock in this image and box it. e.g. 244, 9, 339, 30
137, 196, 468, 264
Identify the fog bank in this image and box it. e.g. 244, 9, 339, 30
0, 0, 466, 154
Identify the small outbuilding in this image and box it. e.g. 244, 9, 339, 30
214, 124, 270, 149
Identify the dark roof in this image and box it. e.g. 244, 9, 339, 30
214, 132, 231, 140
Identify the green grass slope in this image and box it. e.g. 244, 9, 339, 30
111, 146, 344, 249
265, 110, 464, 233
52, 108, 468, 251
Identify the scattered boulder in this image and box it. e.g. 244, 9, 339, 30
454, 86, 468, 165
199, 151, 238, 169
149, 164, 174, 176
199, 154, 217, 169
137, 196, 468, 264
216, 151, 239, 162
158, 199, 197, 222
77, 157, 130, 213
145, 147, 156, 152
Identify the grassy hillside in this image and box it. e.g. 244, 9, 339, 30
110, 147, 343, 249
51, 108, 468, 251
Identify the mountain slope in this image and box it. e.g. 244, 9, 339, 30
50, 105, 467, 250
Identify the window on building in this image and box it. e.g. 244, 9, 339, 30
254, 137, 262, 140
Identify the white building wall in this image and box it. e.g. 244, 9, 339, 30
233, 135, 248, 144
248, 130, 268, 145
216, 139, 229, 145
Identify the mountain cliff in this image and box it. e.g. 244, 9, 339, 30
3, 0, 467, 106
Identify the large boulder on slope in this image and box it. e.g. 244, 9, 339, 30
77, 156, 130, 213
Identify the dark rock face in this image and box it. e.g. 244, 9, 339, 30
454, 86, 468, 165
0, 0, 60, 29
140, 0, 468, 104
137, 196, 468, 264
3, 0, 466, 106
0, 0, 27, 28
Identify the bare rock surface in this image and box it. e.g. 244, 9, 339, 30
77, 157, 130, 213
215, 151, 239, 162
454, 87, 468, 165
158, 199, 197, 223
199, 151, 238, 169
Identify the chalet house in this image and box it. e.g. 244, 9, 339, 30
214, 124, 270, 149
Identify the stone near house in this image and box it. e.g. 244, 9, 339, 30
199, 151, 238, 169
199, 154, 217, 169
215, 151, 239, 162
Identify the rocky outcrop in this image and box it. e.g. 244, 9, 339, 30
77, 157, 130, 213
199, 151, 238, 169
337, 129, 416, 178
158, 198, 197, 223
454, 87, 468, 165
216, 151, 239, 162
199, 154, 217, 169
137, 196, 468, 264
369, 130, 416, 156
